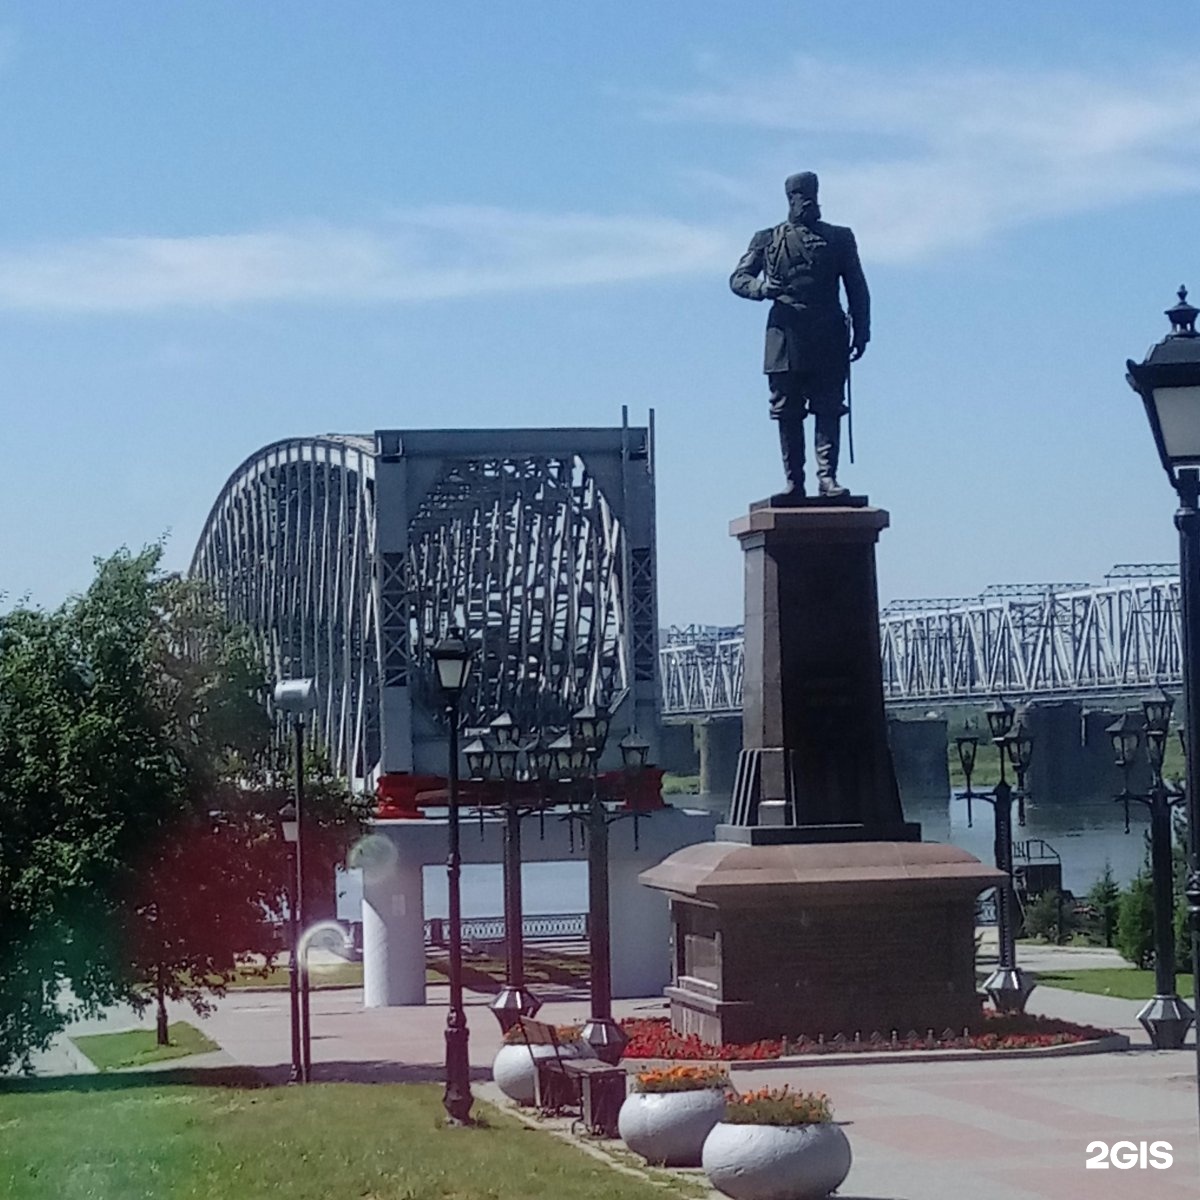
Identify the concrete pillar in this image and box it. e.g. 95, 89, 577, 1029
1025, 702, 1127, 802
698, 719, 742, 798
888, 716, 950, 801
657, 722, 700, 776
362, 855, 426, 1006
610, 853, 673, 999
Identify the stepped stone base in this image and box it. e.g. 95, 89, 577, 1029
642, 838, 1002, 1046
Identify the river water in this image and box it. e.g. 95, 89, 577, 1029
418, 791, 1151, 920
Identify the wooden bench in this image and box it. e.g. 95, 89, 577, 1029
514, 1017, 626, 1136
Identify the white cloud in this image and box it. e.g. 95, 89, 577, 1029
0, 208, 734, 313
646, 57, 1200, 261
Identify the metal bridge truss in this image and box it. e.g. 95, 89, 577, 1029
191, 436, 382, 779
660, 627, 745, 716
660, 567, 1184, 717
192, 426, 658, 783
404, 454, 632, 738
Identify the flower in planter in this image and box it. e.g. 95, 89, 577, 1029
500, 1022, 586, 1046
632, 1064, 730, 1094
723, 1086, 833, 1126
704, 1088, 850, 1199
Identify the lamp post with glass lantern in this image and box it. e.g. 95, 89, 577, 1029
278, 801, 302, 1082
1126, 288, 1200, 1120
464, 713, 544, 1031
1107, 690, 1194, 1049
274, 678, 317, 1082
430, 628, 474, 1125
955, 697, 1036, 1012
550, 708, 651, 1064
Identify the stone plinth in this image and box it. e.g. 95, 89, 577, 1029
728, 505, 918, 839
641, 840, 1002, 1045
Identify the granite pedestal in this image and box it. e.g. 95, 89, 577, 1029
641, 500, 1000, 1045
641, 839, 1002, 1044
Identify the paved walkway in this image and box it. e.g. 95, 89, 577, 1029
18, 972, 1200, 1198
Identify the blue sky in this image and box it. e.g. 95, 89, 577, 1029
2, 2, 1199, 626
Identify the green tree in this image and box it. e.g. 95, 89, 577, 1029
1086, 861, 1121, 948
0, 546, 364, 1065
1172, 813, 1193, 975
0, 604, 132, 1071
1116, 865, 1155, 969
1022, 889, 1077, 944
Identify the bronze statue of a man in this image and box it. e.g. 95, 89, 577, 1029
730, 172, 869, 499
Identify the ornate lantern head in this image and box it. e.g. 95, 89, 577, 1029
431, 626, 472, 697
985, 697, 1015, 742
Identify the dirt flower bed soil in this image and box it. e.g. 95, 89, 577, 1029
620, 1011, 1114, 1061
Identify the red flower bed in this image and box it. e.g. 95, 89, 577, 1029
620, 1011, 1113, 1061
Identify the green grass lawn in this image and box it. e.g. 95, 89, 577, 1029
0, 1073, 690, 1200
227, 961, 364, 989
228, 950, 590, 992
662, 772, 700, 795
426, 950, 589, 992
1036, 968, 1195, 1000
71, 1022, 220, 1071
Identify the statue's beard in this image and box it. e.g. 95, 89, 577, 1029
789, 199, 820, 226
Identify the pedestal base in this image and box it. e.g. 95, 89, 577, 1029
983, 967, 1036, 1014
642, 839, 1002, 1046
1136, 993, 1195, 1049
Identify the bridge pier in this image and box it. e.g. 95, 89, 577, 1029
1024, 702, 1134, 802
697, 719, 742, 798
361, 807, 719, 1007
362, 850, 427, 1007
657, 722, 700, 776
887, 716, 950, 800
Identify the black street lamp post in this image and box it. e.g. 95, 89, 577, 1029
1126, 288, 1200, 1121
464, 714, 543, 1031
550, 707, 650, 1064
274, 677, 317, 1083
278, 801, 302, 1082
431, 628, 474, 1125
956, 697, 1036, 1013
1107, 691, 1194, 1049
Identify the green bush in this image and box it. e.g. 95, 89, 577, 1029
1022, 889, 1077, 944
1116, 869, 1155, 969
1085, 862, 1121, 947
1115, 825, 1194, 973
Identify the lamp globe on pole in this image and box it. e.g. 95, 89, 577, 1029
985, 696, 1016, 743
618, 729, 651, 771
431, 628, 472, 697
1126, 287, 1200, 487
1127, 290, 1200, 1102
273, 676, 317, 1084
431, 626, 475, 1125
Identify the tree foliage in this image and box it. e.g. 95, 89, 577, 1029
1116, 864, 1155, 969
1113, 822, 1194, 974
0, 545, 364, 1068
1085, 861, 1121, 948
1022, 888, 1077, 944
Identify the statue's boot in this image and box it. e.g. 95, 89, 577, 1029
776, 417, 806, 500
815, 414, 849, 498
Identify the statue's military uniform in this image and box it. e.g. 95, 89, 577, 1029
731, 217, 869, 496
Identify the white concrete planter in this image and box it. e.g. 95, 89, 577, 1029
702, 1121, 852, 1200
618, 1088, 727, 1167
491, 1041, 594, 1106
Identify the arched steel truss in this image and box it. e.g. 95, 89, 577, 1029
660, 567, 1184, 717
191, 436, 381, 778
192, 426, 659, 782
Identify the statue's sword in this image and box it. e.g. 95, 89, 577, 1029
846, 314, 855, 465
